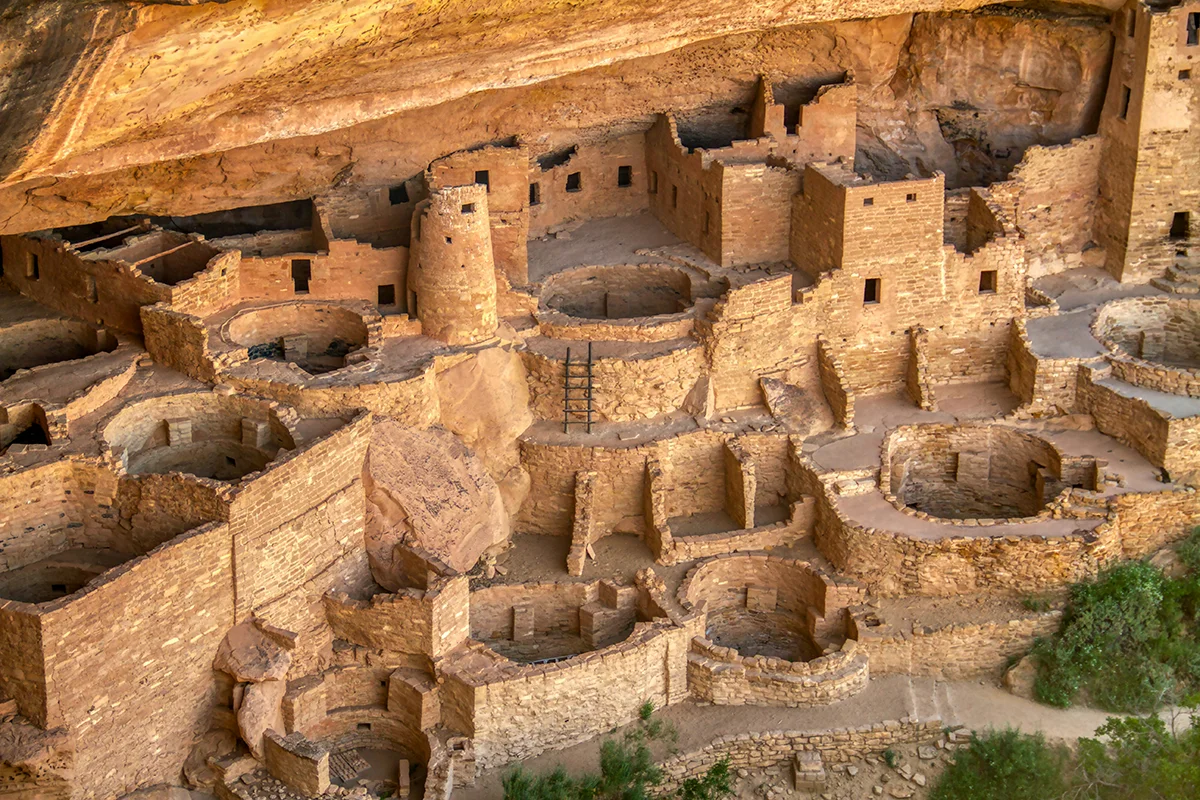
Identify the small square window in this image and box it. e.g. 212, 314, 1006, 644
475, 170, 490, 191
357, 723, 372, 731
566, 172, 582, 193
863, 197, 874, 207
26, 252, 39, 280
617, 165, 633, 188
461, 203, 475, 214
389, 184, 409, 205
529, 182, 541, 206
445, 236, 452, 244
1181, 70, 1192, 81
1120, 86, 1132, 120
979, 270, 998, 294
863, 277, 881, 305
649, 171, 658, 194
906, 193, 917, 203
378, 284, 396, 305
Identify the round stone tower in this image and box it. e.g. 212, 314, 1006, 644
408, 183, 498, 345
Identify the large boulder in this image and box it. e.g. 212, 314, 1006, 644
213, 622, 291, 683
366, 420, 509, 580
434, 347, 532, 516
236, 680, 286, 760
1003, 654, 1038, 701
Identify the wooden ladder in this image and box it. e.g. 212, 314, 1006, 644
563, 343, 595, 433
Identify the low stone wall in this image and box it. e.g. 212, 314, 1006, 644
809, 448, 1200, 596
521, 340, 705, 423
849, 606, 1062, 680
323, 575, 470, 660
659, 499, 814, 564
816, 336, 854, 427
686, 637, 869, 706
655, 718, 944, 793
536, 308, 696, 343
1079, 368, 1200, 476
441, 617, 699, 770
1005, 318, 1100, 415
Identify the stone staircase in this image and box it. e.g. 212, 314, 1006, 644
1150, 240, 1200, 293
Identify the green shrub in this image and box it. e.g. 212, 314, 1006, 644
1072, 710, 1200, 800
929, 728, 1068, 800
1031, 555, 1200, 712
502, 705, 706, 800
676, 757, 734, 800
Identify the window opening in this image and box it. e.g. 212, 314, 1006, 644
864, 278, 881, 305
979, 270, 998, 294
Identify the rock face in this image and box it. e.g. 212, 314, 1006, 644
365, 419, 508, 578
434, 346, 533, 516
1003, 654, 1039, 700
236, 680, 286, 760
0, 4, 1115, 233
212, 622, 292, 683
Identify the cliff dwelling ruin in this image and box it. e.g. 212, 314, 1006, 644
0, 0, 1199, 797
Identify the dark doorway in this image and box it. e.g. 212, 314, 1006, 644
617, 165, 633, 188
1170, 211, 1190, 240
291, 259, 312, 294
378, 284, 396, 306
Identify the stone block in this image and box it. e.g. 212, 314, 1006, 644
398, 759, 411, 798
387, 669, 440, 730
264, 730, 330, 796
793, 750, 826, 791
745, 585, 777, 613
241, 418, 270, 448
166, 418, 192, 445
281, 334, 308, 361
513, 603, 535, 641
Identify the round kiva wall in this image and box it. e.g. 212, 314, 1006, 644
0, 319, 117, 382
541, 264, 693, 320
881, 424, 1063, 521
102, 391, 297, 481
225, 302, 371, 375
1095, 296, 1200, 370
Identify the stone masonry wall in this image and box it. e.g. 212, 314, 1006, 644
850, 608, 1062, 680
655, 719, 944, 793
